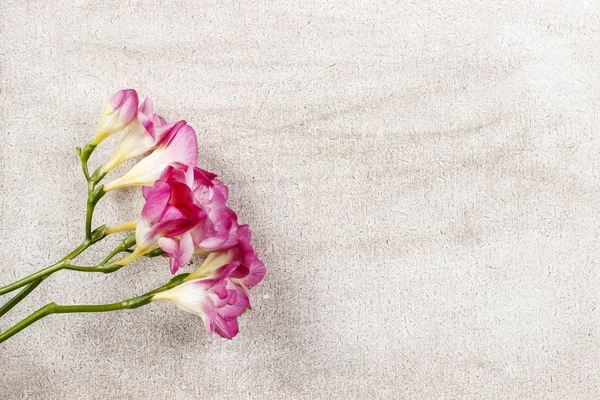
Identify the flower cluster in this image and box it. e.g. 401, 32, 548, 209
98, 89, 265, 339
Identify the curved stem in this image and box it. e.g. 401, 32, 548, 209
0, 274, 189, 344
64, 263, 120, 273
79, 143, 96, 183
79, 142, 106, 241
85, 186, 105, 241
0, 296, 152, 344
100, 243, 132, 265
64, 233, 136, 274
64, 240, 93, 261
85, 193, 94, 241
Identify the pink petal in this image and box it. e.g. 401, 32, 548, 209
140, 181, 171, 222
159, 232, 195, 274
153, 114, 167, 126
139, 97, 153, 115
108, 89, 139, 126
157, 236, 178, 255
238, 257, 266, 290
152, 120, 187, 145
160, 124, 198, 167
213, 315, 240, 339
151, 204, 202, 238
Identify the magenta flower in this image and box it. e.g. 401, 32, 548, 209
151, 225, 265, 339
0, 88, 266, 345
93, 89, 139, 144
187, 167, 239, 253
153, 165, 238, 274
102, 97, 187, 173
189, 225, 266, 293
152, 262, 251, 339
120, 165, 204, 265
103, 123, 198, 192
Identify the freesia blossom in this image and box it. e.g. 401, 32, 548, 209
151, 226, 265, 339
152, 263, 251, 339
117, 165, 204, 266
102, 98, 187, 173
188, 224, 265, 292
147, 164, 239, 274
103, 123, 198, 192
184, 166, 239, 253
92, 89, 139, 145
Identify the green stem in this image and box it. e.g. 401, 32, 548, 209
0, 279, 44, 318
0, 274, 188, 344
0, 263, 65, 296
79, 143, 96, 182
85, 196, 94, 241
64, 233, 136, 274
85, 186, 105, 241
0, 237, 93, 295
0, 143, 111, 311
0, 226, 109, 296
0, 296, 152, 344
79, 142, 105, 241
64, 263, 121, 273
90, 167, 107, 185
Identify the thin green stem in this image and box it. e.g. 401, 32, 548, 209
85, 186, 105, 241
79, 143, 106, 241
0, 279, 44, 318
0, 263, 65, 296
0, 274, 189, 344
0, 226, 109, 296
0, 296, 152, 344
1, 143, 111, 311
85, 195, 94, 241
64, 263, 121, 273
79, 143, 96, 182
64, 233, 136, 274
0, 237, 96, 314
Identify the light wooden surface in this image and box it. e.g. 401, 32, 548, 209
1, 1, 599, 398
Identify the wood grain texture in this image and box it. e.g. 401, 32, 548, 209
1, 0, 599, 398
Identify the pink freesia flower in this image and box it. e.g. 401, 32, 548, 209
120, 165, 204, 266
189, 225, 266, 293
187, 167, 239, 253
152, 263, 251, 339
153, 164, 237, 274
93, 89, 139, 144
102, 97, 187, 173
103, 123, 198, 192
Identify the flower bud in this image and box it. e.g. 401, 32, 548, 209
102, 98, 187, 173
102, 123, 198, 192
92, 89, 139, 145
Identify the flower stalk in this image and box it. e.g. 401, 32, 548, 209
0, 274, 188, 343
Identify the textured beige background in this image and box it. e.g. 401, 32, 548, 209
1, 0, 599, 399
